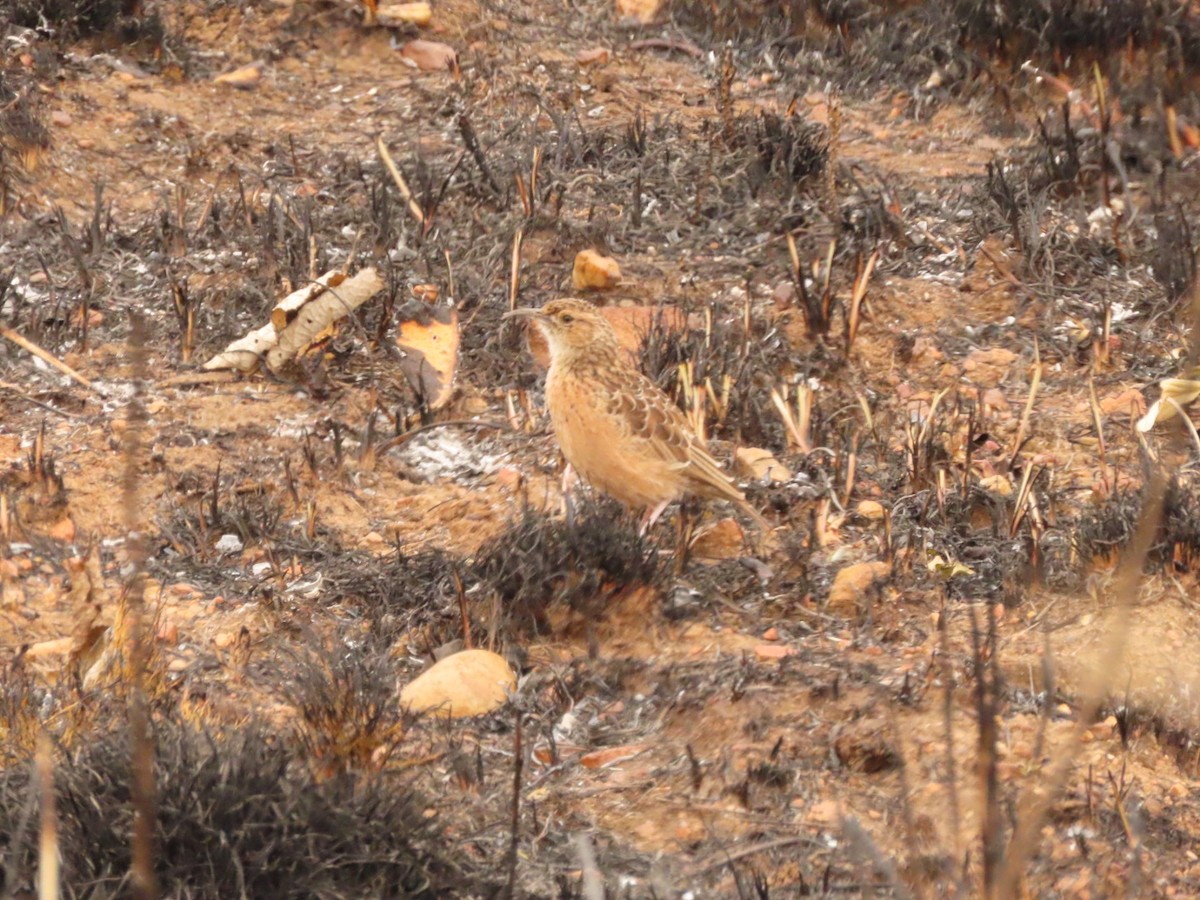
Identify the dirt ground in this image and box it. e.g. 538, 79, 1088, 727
3, 0, 1200, 897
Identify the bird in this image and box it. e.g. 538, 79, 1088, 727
505, 298, 771, 535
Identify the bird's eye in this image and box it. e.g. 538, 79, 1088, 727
560, 314, 574, 324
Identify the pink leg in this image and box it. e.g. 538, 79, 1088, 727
638, 500, 671, 537
561, 464, 578, 522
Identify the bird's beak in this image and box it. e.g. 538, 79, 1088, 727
503, 308, 542, 321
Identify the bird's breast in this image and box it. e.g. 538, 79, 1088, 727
545, 366, 683, 508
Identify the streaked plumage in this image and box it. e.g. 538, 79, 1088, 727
506, 298, 769, 533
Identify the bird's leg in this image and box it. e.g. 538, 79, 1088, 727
561, 463, 578, 524
674, 502, 693, 574
639, 500, 671, 537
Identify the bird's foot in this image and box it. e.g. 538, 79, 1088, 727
638, 500, 671, 537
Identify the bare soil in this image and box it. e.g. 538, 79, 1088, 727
3, 0, 1200, 896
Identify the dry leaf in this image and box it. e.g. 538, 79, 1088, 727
572, 249, 621, 290
400, 40, 457, 72
213, 61, 264, 89
580, 744, 645, 769
1137, 374, 1200, 432
396, 305, 459, 410
927, 553, 975, 579
399, 649, 516, 718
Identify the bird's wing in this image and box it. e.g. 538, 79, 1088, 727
606, 370, 744, 502
605, 370, 693, 462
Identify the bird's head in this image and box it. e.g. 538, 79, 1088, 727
505, 298, 619, 363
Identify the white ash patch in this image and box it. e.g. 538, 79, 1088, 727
392, 430, 504, 483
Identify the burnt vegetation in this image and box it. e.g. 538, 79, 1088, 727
0, 704, 484, 898
5, 0, 1200, 896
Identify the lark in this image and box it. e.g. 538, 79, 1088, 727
506, 299, 770, 534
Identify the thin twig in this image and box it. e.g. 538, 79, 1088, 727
376, 136, 427, 228
0, 326, 106, 396
0, 381, 83, 418
1008, 343, 1042, 464
509, 228, 523, 311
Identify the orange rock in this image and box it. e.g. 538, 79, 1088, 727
689, 517, 746, 562
1099, 388, 1146, 418
576, 48, 612, 66
399, 649, 516, 718
855, 500, 885, 520
735, 447, 791, 483
827, 560, 891, 613
572, 249, 621, 290
373, 2, 432, 26
400, 40, 457, 72
615, 0, 661, 23
962, 347, 1017, 386
47, 515, 76, 543
493, 467, 524, 489
754, 644, 794, 660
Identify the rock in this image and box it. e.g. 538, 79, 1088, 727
493, 467, 524, 489
827, 560, 891, 613
374, 2, 432, 26
1099, 388, 1146, 419
735, 447, 791, 483
572, 249, 621, 290
689, 517, 745, 562
576, 48, 611, 66
213, 61, 264, 90
855, 500, 885, 521
772, 282, 795, 310
802, 798, 841, 826
615, 0, 661, 23
980, 387, 1009, 413
978, 474, 1012, 496
400, 40, 457, 72
754, 644, 794, 660
962, 347, 1017, 387
400, 648, 516, 718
